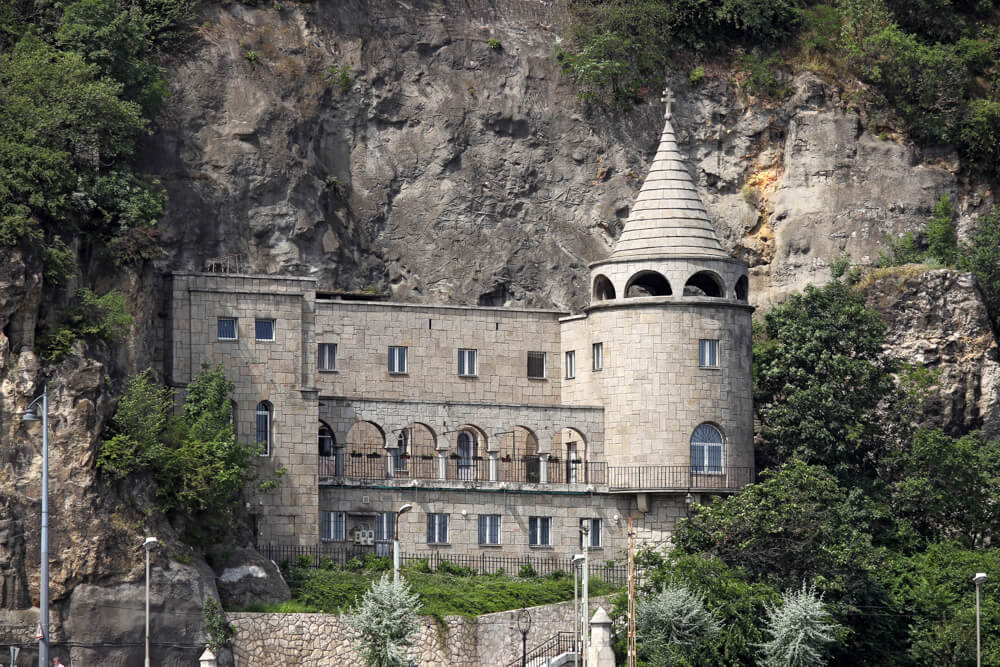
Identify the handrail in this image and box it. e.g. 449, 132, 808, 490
505, 631, 578, 667
607, 465, 753, 491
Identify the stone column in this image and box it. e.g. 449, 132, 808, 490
588, 607, 615, 667
387, 447, 396, 479
438, 451, 447, 480
539, 453, 549, 484
489, 452, 499, 481
334, 445, 344, 477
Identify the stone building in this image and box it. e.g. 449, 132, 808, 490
167, 104, 754, 558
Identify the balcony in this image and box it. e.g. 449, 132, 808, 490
319, 445, 607, 486
607, 466, 753, 492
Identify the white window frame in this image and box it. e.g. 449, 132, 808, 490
217, 318, 237, 341
318, 343, 337, 371
321, 511, 346, 542
699, 339, 719, 368
565, 350, 576, 380
388, 346, 408, 374
690, 423, 724, 474
255, 319, 275, 342
529, 516, 551, 546
458, 348, 478, 377
527, 351, 547, 379
592, 342, 603, 371
427, 513, 449, 544
255, 401, 272, 456
478, 514, 501, 545
580, 518, 602, 548
375, 511, 396, 543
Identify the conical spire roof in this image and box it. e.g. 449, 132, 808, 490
610, 92, 727, 260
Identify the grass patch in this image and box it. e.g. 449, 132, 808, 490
237, 566, 620, 617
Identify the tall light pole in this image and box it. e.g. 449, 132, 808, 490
144, 537, 158, 667
572, 554, 585, 666
974, 572, 987, 667
393, 504, 412, 585
580, 521, 590, 667
21, 386, 48, 667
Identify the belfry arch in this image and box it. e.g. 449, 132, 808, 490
625, 270, 672, 297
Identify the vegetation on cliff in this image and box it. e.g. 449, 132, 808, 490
561, 0, 1000, 171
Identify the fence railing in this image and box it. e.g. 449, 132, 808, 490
607, 466, 753, 491
506, 632, 579, 667
258, 543, 632, 587
319, 448, 608, 486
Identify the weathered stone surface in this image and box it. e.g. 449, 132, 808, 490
863, 268, 1000, 437
214, 546, 291, 608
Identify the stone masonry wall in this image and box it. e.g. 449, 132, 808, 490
229, 597, 610, 667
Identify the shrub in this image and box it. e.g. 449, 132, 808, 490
43, 288, 132, 360
637, 583, 721, 664
245, 49, 260, 64
688, 65, 705, 85
437, 559, 475, 577
203, 597, 234, 653
325, 64, 354, 93
518, 562, 537, 578
758, 584, 840, 667
488, 38, 502, 50
347, 573, 421, 667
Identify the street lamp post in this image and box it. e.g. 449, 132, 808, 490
580, 522, 590, 667
21, 387, 48, 667
517, 607, 531, 667
974, 572, 987, 667
144, 537, 158, 667
572, 554, 585, 666
393, 504, 413, 585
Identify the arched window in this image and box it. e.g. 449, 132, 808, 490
256, 401, 273, 456
625, 270, 672, 297
394, 430, 409, 473
735, 275, 749, 301
683, 271, 723, 297
457, 431, 476, 480
593, 275, 616, 301
319, 422, 335, 457
690, 423, 723, 474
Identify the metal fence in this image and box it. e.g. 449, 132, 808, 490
258, 543, 632, 586
506, 632, 579, 667
607, 465, 753, 491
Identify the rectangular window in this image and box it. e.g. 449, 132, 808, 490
318, 343, 337, 371
565, 351, 576, 379
691, 444, 724, 473
527, 351, 546, 379
255, 319, 275, 341
388, 346, 407, 374
592, 342, 604, 371
426, 513, 449, 544
529, 516, 551, 546
478, 514, 501, 545
217, 318, 237, 341
255, 403, 271, 456
458, 348, 478, 376
699, 339, 719, 368
580, 518, 602, 548
321, 511, 346, 542
375, 511, 396, 542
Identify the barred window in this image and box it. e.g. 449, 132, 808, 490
255, 401, 272, 456
478, 514, 501, 545
527, 351, 546, 379
321, 511, 345, 541
580, 518, 602, 548
388, 346, 407, 374
217, 318, 237, 340
375, 512, 396, 542
458, 348, 478, 376
426, 513, 449, 544
529, 516, 551, 546
255, 319, 275, 341
699, 339, 719, 368
318, 343, 337, 371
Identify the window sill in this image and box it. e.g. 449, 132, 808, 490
388, 372, 409, 376
218, 338, 238, 342
529, 544, 554, 550
479, 543, 503, 548
698, 366, 721, 371
592, 368, 603, 373
458, 374, 478, 378
427, 542, 451, 547
565, 376, 575, 381
255, 339, 275, 343
527, 376, 548, 381
318, 369, 338, 373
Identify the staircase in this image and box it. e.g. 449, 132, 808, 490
506, 632, 580, 667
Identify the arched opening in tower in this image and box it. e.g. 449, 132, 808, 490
593, 274, 616, 301
683, 271, 723, 297
625, 270, 672, 297
735, 275, 749, 301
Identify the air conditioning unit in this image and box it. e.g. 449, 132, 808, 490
359, 529, 375, 546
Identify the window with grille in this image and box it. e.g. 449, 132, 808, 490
592, 342, 603, 371
579, 518, 602, 548
321, 511, 345, 541
255, 401, 272, 456
527, 351, 546, 379
375, 512, 395, 542
529, 516, 551, 546
565, 351, 575, 379
388, 346, 407, 373
478, 514, 501, 545
458, 348, 477, 376
217, 318, 237, 340
255, 319, 275, 341
699, 339, 719, 368
426, 513, 449, 544
318, 343, 337, 371
690, 423, 724, 474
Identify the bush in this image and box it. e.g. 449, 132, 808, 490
348, 574, 421, 667
637, 583, 721, 664
758, 584, 840, 667
437, 559, 475, 577
518, 562, 537, 578
43, 288, 132, 360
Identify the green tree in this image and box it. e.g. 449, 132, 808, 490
347, 573, 421, 667
758, 584, 841, 667
637, 582, 721, 665
957, 206, 1000, 329
753, 279, 895, 479
925, 194, 958, 265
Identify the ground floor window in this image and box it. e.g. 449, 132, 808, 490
529, 516, 551, 546
427, 513, 449, 544
478, 514, 501, 545
580, 518, 602, 548
321, 511, 345, 542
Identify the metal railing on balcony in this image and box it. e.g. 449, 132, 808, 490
607, 466, 753, 491
318, 445, 607, 486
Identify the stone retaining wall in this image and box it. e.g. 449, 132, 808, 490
229, 597, 608, 666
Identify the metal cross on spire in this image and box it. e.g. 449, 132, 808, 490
660, 88, 674, 119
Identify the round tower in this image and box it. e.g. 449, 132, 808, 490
562, 92, 754, 484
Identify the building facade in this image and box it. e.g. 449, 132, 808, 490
168, 104, 754, 559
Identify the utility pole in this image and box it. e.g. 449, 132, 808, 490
627, 517, 637, 667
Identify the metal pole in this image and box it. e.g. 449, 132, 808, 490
39, 387, 48, 667
393, 536, 400, 586
582, 532, 589, 667
976, 581, 982, 667
521, 631, 527, 667
145, 545, 151, 667
574, 560, 579, 667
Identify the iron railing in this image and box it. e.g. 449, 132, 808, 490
259, 543, 632, 587
607, 465, 753, 491
505, 632, 579, 667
